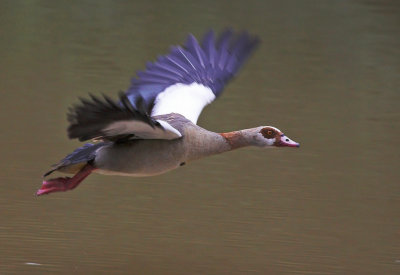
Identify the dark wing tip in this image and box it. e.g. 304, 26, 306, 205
67, 93, 158, 142
125, 28, 260, 110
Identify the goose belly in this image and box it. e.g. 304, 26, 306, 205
93, 140, 186, 177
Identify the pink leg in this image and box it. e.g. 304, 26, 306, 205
36, 165, 96, 196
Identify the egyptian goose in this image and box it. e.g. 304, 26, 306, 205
37, 29, 299, 196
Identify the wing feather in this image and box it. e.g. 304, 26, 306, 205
125, 29, 260, 124
185, 34, 207, 69
67, 93, 182, 142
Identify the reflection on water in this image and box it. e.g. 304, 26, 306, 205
1, 0, 399, 274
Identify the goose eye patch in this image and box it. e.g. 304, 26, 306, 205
261, 128, 276, 139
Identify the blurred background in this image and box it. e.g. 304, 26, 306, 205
0, 0, 399, 274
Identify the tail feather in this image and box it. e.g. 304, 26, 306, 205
43, 142, 105, 177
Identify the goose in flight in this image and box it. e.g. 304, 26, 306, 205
36, 29, 299, 196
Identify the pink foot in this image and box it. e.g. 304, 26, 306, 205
36, 165, 95, 196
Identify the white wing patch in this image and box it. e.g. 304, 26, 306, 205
156, 120, 182, 139
151, 82, 216, 124
102, 120, 181, 140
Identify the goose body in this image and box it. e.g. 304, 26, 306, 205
94, 113, 230, 176
37, 29, 299, 196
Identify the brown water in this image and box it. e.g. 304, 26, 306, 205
1, 0, 399, 274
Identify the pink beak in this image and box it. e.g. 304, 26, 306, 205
276, 135, 300, 148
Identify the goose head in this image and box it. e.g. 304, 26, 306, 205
252, 126, 300, 148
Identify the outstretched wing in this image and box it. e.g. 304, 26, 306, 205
126, 29, 260, 124
67, 93, 182, 142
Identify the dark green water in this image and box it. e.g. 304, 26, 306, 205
0, 0, 399, 274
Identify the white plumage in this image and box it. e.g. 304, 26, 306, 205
102, 119, 181, 140
151, 83, 216, 124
